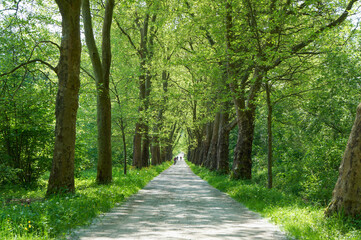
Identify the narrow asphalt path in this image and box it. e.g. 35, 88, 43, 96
72, 159, 287, 239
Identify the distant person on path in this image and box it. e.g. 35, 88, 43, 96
174, 157, 177, 165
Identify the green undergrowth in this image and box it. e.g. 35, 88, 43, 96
188, 161, 361, 240
0, 162, 172, 240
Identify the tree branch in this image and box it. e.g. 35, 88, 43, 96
115, 18, 139, 54
291, 0, 358, 53
0, 59, 57, 77
80, 66, 96, 81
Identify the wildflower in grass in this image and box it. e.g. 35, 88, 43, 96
25, 227, 28, 231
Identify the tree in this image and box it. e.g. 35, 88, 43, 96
226, 0, 358, 180
47, 0, 82, 194
325, 103, 361, 217
82, 0, 115, 184
0, 2, 58, 185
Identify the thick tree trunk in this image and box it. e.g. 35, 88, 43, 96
47, 0, 81, 195
194, 146, 202, 165
325, 103, 361, 218
166, 144, 173, 162
160, 145, 167, 163
231, 68, 263, 180
151, 136, 161, 165
187, 147, 192, 162
198, 123, 212, 166
141, 124, 150, 167
82, 0, 114, 184
206, 113, 220, 170
96, 87, 112, 183
217, 111, 231, 174
231, 109, 256, 180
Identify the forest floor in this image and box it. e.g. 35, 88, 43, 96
71, 159, 287, 240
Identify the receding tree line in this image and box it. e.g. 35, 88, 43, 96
0, 0, 361, 219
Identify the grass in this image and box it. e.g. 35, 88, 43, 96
0, 162, 172, 240
188, 161, 361, 240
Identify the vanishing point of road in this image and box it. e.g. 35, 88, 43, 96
72, 159, 287, 239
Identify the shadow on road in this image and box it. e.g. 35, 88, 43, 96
72, 160, 287, 240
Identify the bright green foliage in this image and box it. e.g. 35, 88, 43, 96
189, 161, 361, 240
1, 0, 361, 236
0, 162, 171, 239
0, 1, 59, 185
250, 37, 361, 204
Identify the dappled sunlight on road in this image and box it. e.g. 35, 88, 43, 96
72, 160, 287, 239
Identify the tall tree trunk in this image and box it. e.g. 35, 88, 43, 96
160, 145, 167, 163
151, 142, 161, 165
133, 66, 145, 167
206, 112, 221, 170
195, 126, 206, 166
325, 103, 361, 218
153, 70, 169, 165
133, 123, 142, 168
96, 85, 112, 183
231, 68, 263, 180
120, 117, 127, 175
133, 13, 157, 169
265, 82, 273, 189
202, 122, 213, 166
82, 0, 114, 184
231, 110, 256, 180
47, 0, 81, 195
141, 124, 150, 167
141, 71, 152, 167
217, 109, 232, 174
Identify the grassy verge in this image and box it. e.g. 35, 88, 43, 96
0, 161, 172, 240
188, 161, 361, 240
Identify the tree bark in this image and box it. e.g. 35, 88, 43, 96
133, 69, 144, 167
160, 145, 167, 163
151, 142, 161, 165
82, 0, 114, 184
141, 124, 150, 167
206, 112, 221, 170
47, 0, 81, 195
203, 122, 214, 166
217, 110, 232, 174
133, 123, 142, 168
231, 68, 263, 180
152, 70, 169, 165
325, 103, 361, 218
133, 13, 157, 168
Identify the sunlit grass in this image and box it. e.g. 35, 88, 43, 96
0, 162, 172, 239
188, 161, 361, 240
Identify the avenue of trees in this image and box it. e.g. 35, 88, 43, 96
1, 0, 361, 218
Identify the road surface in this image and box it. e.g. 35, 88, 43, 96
72, 158, 287, 239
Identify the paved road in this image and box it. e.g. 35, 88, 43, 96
72, 159, 287, 239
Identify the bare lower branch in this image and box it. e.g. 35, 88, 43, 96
0, 59, 57, 77
80, 66, 95, 81
115, 18, 139, 54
